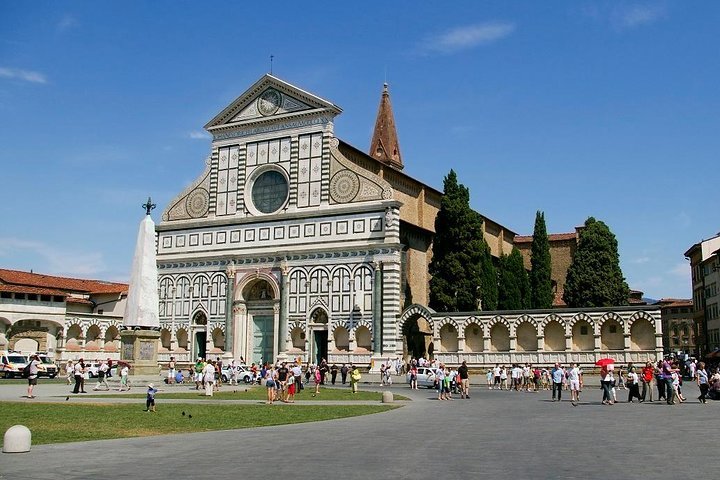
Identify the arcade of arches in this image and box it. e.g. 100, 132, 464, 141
400, 305, 662, 367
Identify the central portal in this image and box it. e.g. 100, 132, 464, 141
252, 315, 274, 365
314, 330, 328, 365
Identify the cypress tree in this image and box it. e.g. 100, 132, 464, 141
563, 217, 630, 307
429, 170, 491, 311
499, 247, 531, 310
529, 211, 554, 309
479, 240, 498, 311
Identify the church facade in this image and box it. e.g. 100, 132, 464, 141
155, 75, 663, 368
156, 75, 439, 366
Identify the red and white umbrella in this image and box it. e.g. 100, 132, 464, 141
595, 358, 615, 367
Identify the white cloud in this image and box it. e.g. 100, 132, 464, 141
0, 67, 47, 84
669, 262, 690, 278
422, 22, 515, 54
0, 237, 106, 277
614, 4, 667, 28
57, 14, 79, 32
631, 256, 651, 264
189, 130, 210, 140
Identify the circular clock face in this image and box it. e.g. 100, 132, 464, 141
257, 89, 282, 116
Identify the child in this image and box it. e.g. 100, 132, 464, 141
145, 383, 158, 412
286, 373, 296, 403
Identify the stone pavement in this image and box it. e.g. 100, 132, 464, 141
0, 377, 714, 480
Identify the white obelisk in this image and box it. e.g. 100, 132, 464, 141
123, 215, 160, 328
120, 198, 161, 374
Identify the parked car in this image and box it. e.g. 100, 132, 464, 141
36, 354, 59, 378
406, 366, 440, 388
221, 364, 253, 384
0, 352, 29, 378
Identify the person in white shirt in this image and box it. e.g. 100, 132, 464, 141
511, 365, 522, 391
499, 366, 508, 390
118, 365, 130, 391
493, 365, 501, 390
203, 360, 216, 396
567, 363, 582, 406
627, 366, 642, 402
93, 361, 110, 391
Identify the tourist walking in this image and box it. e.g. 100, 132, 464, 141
409, 365, 418, 389
627, 366, 642, 402
72, 359, 86, 394
65, 359, 74, 385
641, 362, 654, 402
697, 361, 709, 404
93, 360, 110, 391
203, 360, 216, 396
194, 358, 204, 390
26, 354, 40, 398
350, 364, 361, 393
551, 363, 565, 402
167, 357, 176, 384
567, 363, 582, 406
118, 364, 130, 391
330, 363, 338, 385
458, 360, 470, 399
340, 363, 348, 384
600, 365, 613, 405
145, 383, 158, 412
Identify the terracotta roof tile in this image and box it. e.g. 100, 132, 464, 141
0, 284, 68, 297
656, 298, 693, 308
0, 268, 127, 295
66, 297, 94, 305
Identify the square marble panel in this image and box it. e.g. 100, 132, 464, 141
289, 225, 300, 239
320, 222, 332, 236
353, 219, 365, 234
176, 235, 186, 247
304, 224, 315, 237
370, 218, 382, 232
336, 221, 348, 235
189, 234, 199, 246
230, 230, 241, 243
203, 233, 212, 245
274, 226, 285, 239
217, 231, 227, 244
245, 229, 255, 242
259, 228, 270, 241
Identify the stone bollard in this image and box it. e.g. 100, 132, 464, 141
382, 391, 394, 403
3, 425, 31, 453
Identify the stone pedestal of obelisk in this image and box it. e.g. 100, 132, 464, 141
121, 198, 161, 375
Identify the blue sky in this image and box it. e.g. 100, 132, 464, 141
1, 2, 718, 300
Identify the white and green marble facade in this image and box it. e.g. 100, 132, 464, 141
156, 75, 402, 366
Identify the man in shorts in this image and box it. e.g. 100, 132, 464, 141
167, 357, 176, 384
457, 360, 470, 399
493, 364, 501, 390
567, 362, 582, 406
26, 354, 40, 398
276, 362, 289, 401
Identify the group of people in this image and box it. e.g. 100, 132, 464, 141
64, 358, 130, 393
261, 359, 362, 404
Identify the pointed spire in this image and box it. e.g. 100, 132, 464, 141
369, 83, 403, 170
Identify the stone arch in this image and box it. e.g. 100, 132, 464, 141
464, 320, 484, 352
85, 324, 102, 351
210, 326, 225, 352
511, 315, 536, 337
600, 313, 624, 350
160, 328, 172, 351
539, 313, 564, 331
489, 321, 510, 352
176, 328, 189, 351
333, 325, 350, 352
289, 323, 306, 352
543, 320, 566, 351
571, 316, 594, 351
355, 325, 372, 351
104, 325, 121, 352
598, 312, 625, 331
627, 310, 655, 328
65, 323, 83, 351
235, 271, 280, 302
350, 319, 373, 341
515, 321, 538, 352
400, 304, 435, 359
630, 318, 655, 350
308, 306, 329, 325
438, 321, 459, 353
437, 317, 460, 336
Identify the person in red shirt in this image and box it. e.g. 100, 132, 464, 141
641, 361, 655, 402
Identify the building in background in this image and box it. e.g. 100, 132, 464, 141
684, 233, 720, 357
655, 298, 695, 354
0, 269, 127, 361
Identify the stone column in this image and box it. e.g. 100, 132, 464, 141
273, 303, 282, 361
565, 335, 573, 351
509, 336, 517, 351
372, 262, 382, 354
624, 334, 631, 350
233, 304, 247, 362
594, 335, 601, 351
457, 336, 466, 353
279, 264, 289, 355
483, 336, 491, 352
224, 265, 236, 353
537, 336, 545, 351
381, 256, 402, 355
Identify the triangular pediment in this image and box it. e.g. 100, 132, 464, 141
204, 74, 342, 130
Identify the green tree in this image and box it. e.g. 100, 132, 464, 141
479, 241, 498, 311
429, 170, 495, 311
563, 217, 629, 307
529, 211, 554, 309
498, 247, 530, 310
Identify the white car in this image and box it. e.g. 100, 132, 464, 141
220, 365, 253, 384
406, 366, 440, 388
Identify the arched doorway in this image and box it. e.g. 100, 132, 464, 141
192, 311, 207, 359
240, 277, 278, 365
309, 307, 328, 365
402, 315, 433, 360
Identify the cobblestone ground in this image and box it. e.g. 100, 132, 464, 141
0, 377, 712, 480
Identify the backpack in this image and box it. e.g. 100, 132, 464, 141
22, 362, 31, 378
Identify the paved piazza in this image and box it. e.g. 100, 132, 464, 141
0, 378, 712, 479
